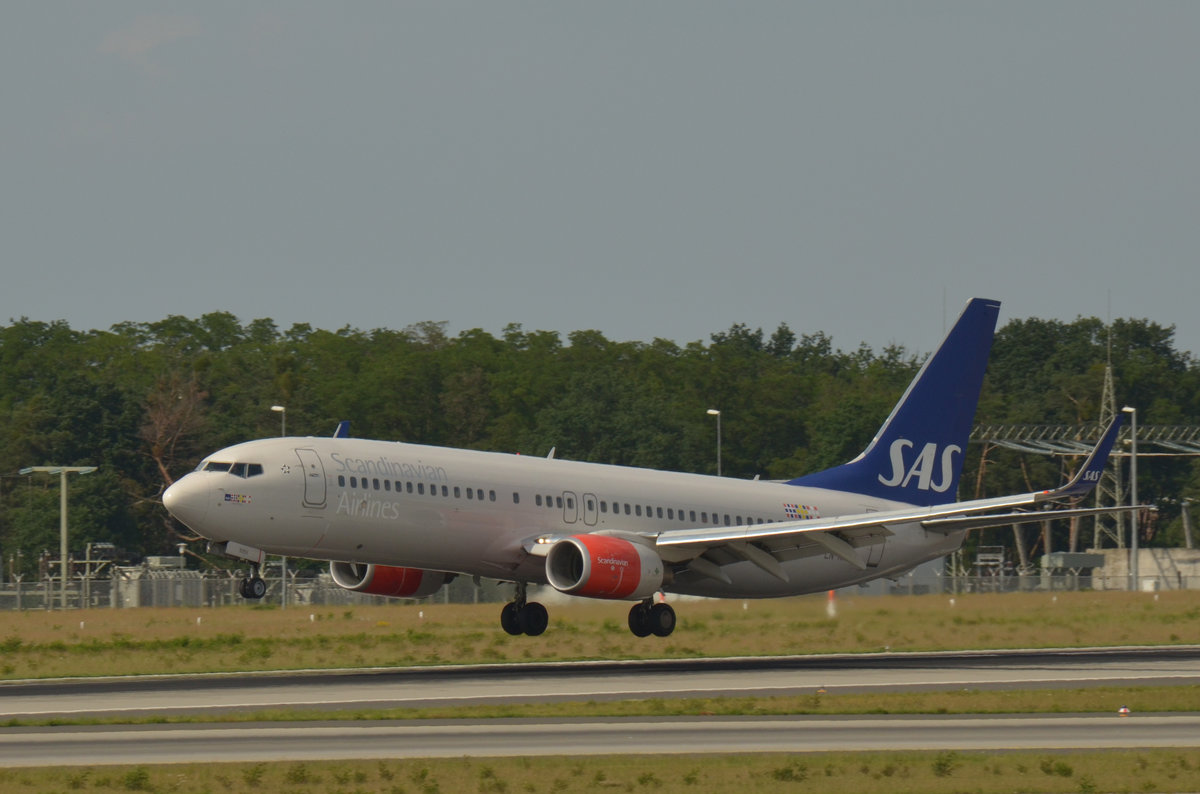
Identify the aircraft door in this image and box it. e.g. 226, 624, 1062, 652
582, 493, 599, 526
562, 491, 578, 525
294, 448, 327, 508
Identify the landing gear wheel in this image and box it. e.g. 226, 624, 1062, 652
649, 603, 676, 637
240, 575, 267, 600
500, 602, 523, 636
520, 602, 549, 636
628, 603, 653, 638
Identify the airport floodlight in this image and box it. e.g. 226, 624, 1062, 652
707, 409, 722, 477
18, 465, 97, 610
271, 404, 286, 437
1122, 406, 1139, 589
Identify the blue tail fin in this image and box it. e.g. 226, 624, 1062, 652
787, 298, 1000, 506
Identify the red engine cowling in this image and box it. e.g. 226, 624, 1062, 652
329, 562, 451, 599
545, 535, 664, 600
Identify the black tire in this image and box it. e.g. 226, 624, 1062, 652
649, 603, 676, 637
500, 602, 523, 636
521, 602, 549, 636
628, 603, 652, 637
249, 577, 267, 599
238, 578, 252, 599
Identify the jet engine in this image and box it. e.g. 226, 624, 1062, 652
329, 562, 451, 599
545, 535, 664, 600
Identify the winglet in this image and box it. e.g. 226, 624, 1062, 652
333, 421, 351, 438
1037, 415, 1123, 502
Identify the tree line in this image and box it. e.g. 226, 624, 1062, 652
1, 312, 1197, 578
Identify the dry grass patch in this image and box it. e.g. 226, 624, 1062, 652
0, 590, 1196, 680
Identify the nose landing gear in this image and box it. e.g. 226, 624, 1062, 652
239, 565, 267, 600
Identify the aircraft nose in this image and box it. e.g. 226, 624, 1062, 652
163, 475, 208, 531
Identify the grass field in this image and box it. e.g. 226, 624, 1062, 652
1, 589, 1197, 680
3, 590, 1200, 791
3, 750, 1200, 793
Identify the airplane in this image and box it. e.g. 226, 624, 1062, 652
163, 298, 1129, 638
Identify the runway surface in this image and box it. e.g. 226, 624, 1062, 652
3, 715, 1200, 766
2, 646, 1199, 720
2, 647, 1199, 766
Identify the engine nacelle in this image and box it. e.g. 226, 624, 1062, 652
545, 535, 664, 601
329, 562, 451, 599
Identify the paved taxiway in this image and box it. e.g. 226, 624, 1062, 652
2, 647, 1199, 766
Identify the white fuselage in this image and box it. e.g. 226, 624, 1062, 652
165, 436, 963, 598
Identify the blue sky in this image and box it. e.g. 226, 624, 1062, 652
3, 3, 1198, 357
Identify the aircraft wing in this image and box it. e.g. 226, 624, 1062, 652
653, 416, 1128, 575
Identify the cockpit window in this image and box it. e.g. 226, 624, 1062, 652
201, 461, 264, 477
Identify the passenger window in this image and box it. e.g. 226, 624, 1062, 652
338, 475, 346, 487
556, 496, 563, 509
667, 508, 674, 519
418, 483, 425, 495
624, 504, 631, 515
478, 489, 485, 501
701, 512, 708, 523
407, 482, 414, 494
350, 476, 358, 488
567, 497, 575, 510
467, 488, 474, 500
512, 492, 519, 504
454, 486, 461, 498
536, 495, 543, 507
725, 514, 732, 525
736, 515, 743, 525
441, 485, 448, 497
635, 505, 642, 517
656, 507, 663, 519
373, 478, 380, 490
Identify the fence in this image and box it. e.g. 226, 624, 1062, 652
0, 569, 514, 611
1, 569, 1196, 611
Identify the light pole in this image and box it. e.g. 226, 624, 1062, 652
270, 405, 288, 608
271, 404, 286, 437
1122, 406, 1138, 590
706, 409, 722, 477
18, 465, 97, 610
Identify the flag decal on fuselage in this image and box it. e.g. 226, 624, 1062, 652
783, 503, 819, 520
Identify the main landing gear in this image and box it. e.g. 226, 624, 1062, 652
498, 586, 677, 638
239, 565, 267, 600
628, 599, 676, 638
501, 582, 549, 636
